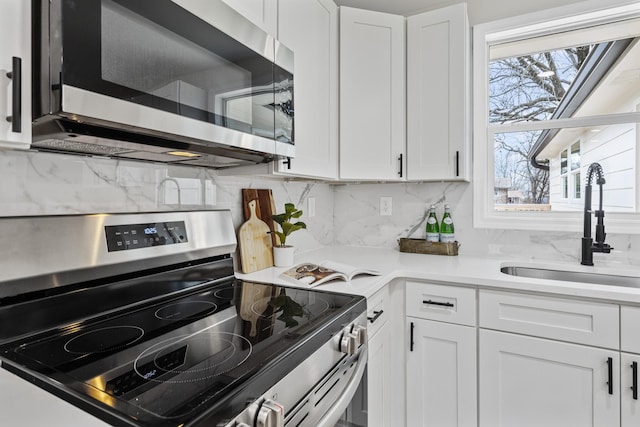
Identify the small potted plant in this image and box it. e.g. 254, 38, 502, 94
271, 202, 306, 267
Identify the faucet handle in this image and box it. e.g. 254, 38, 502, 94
593, 242, 613, 253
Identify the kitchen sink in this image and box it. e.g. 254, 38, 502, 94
500, 265, 640, 288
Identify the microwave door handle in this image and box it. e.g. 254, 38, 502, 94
315, 345, 368, 427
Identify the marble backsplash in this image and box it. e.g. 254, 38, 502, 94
0, 149, 334, 252
2, 148, 640, 266
334, 181, 640, 265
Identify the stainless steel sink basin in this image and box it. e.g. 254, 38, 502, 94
500, 265, 640, 288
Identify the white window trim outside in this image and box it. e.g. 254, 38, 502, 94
473, 0, 640, 233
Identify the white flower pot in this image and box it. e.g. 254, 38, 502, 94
273, 245, 295, 267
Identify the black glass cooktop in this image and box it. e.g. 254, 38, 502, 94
0, 267, 365, 427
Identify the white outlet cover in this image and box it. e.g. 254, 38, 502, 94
380, 197, 392, 216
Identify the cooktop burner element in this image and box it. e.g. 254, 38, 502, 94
213, 284, 235, 300
134, 331, 253, 384
154, 301, 218, 321
64, 326, 145, 355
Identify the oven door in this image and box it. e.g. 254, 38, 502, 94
316, 348, 368, 427
35, 0, 293, 154
332, 365, 368, 427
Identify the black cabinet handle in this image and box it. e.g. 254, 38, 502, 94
398, 154, 403, 178
423, 299, 454, 308
607, 357, 613, 395
410, 322, 414, 352
455, 151, 460, 177
6, 56, 21, 133
632, 361, 638, 400
283, 157, 291, 169
367, 310, 383, 324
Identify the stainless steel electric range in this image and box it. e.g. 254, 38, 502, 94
0, 211, 367, 427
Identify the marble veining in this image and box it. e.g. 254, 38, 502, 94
1, 149, 640, 265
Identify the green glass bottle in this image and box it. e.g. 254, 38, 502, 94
440, 204, 455, 243
425, 205, 439, 242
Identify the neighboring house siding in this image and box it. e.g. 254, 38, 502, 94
583, 123, 635, 211
548, 123, 636, 212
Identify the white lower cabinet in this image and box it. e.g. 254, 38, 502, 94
621, 352, 640, 427
365, 286, 391, 427
367, 314, 390, 427
479, 289, 626, 427
405, 281, 477, 427
407, 318, 477, 427
621, 306, 640, 426
479, 329, 620, 427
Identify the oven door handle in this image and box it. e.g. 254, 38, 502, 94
315, 344, 368, 427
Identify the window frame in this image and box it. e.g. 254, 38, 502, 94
473, 0, 640, 233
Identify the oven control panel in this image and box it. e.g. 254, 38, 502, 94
105, 221, 188, 252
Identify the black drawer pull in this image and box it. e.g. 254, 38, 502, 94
423, 300, 454, 308
367, 310, 384, 324
607, 357, 613, 395
632, 361, 638, 400
6, 56, 21, 133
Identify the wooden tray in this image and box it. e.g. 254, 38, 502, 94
398, 238, 459, 256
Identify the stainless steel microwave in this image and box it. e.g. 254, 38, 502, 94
31, 0, 294, 168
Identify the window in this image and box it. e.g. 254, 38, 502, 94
559, 142, 582, 203
473, 1, 640, 233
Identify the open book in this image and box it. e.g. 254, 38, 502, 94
280, 261, 381, 287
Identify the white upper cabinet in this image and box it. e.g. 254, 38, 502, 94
0, 0, 31, 149
221, 0, 278, 36
275, 0, 339, 179
339, 7, 406, 181
407, 3, 470, 181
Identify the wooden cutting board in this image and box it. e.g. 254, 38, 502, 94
242, 189, 280, 247
238, 199, 274, 273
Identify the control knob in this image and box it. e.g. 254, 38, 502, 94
256, 399, 284, 427
340, 331, 357, 355
352, 324, 367, 347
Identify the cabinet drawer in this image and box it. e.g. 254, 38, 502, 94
367, 286, 389, 338
406, 281, 476, 326
479, 290, 619, 349
621, 306, 640, 353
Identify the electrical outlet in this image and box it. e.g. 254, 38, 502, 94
308, 197, 316, 218
380, 197, 392, 216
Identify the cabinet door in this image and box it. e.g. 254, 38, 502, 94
622, 352, 640, 427
407, 318, 477, 427
276, 0, 338, 179
339, 7, 405, 181
367, 319, 391, 427
480, 329, 620, 427
221, 0, 277, 36
0, 0, 31, 148
406, 4, 469, 181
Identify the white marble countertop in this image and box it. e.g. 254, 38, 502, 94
235, 245, 640, 305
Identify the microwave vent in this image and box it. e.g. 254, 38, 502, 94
31, 138, 132, 156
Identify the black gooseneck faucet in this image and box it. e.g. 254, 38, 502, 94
581, 162, 613, 265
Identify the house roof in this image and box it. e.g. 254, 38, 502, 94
528, 37, 637, 170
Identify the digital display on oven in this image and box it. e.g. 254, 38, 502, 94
105, 221, 188, 252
